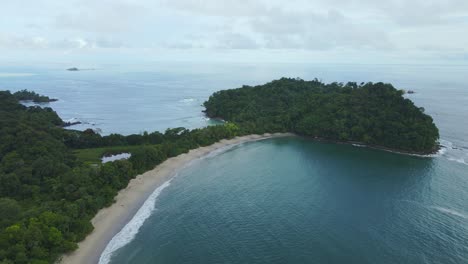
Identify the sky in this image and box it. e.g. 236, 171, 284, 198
1, 0, 468, 66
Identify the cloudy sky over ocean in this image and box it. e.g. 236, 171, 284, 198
1, 0, 467, 64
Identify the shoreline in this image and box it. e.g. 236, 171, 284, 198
58, 132, 439, 264
58, 133, 293, 264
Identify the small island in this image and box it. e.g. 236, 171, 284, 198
67, 67, 79, 71
13, 89, 58, 103
204, 78, 439, 154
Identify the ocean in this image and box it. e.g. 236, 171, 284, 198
1, 62, 467, 263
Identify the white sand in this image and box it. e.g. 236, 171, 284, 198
59, 133, 293, 264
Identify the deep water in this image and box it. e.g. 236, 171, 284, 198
108, 138, 468, 264
1, 62, 467, 263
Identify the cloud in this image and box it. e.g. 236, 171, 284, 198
0, 34, 124, 51
160, 0, 267, 17
0, 34, 49, 49
0, 0, 467, 63
157, 6, 394, 51
216, 33, 259, 49
54, 0, 145, 33
247, 8, 393, 50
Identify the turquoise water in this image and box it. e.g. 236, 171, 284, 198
1, 63, 467, 263
107, 138, 468, 264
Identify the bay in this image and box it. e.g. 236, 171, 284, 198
1, 62, 467, 263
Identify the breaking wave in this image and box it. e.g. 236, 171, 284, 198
439, 139, 468, 166
98, 180, 172, 264
97, 138, 258, 263
431, 206, 468, 220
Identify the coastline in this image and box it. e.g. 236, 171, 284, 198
58, 131, 439, 264
58, 133, 293, 264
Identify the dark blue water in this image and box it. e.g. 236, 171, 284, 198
1, 62, 467, 263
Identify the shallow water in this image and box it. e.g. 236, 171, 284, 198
1, 62, 467, 263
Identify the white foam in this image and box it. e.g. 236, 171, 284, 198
431, 206, 468, 220
97, 137, 272, 263
352, 143, 365, 148
447, 157, 468, 165
437, 146, 448, 156
98, 179, 172, 264
439, 139, 453, 148
437, 139, 468, 166
102, 153, 131, 163
65, 117, 80, 123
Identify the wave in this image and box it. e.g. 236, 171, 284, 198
438, 139, 468, 166
447, 157, 468, 165
64, 117, 97, 126
430, 206, 468, 220
97, 142, 239, 263
65, 117, 80, 123
98, 179, 172, 264
437, 146, 448, 156
439, 139, 453, 148
397, 200, 468, 220
98, 136, 277, 263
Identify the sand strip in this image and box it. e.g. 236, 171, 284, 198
59, 133, 293, 264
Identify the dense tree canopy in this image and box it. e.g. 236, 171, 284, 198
204, 78, 439, 153
0, 78, 439, 263
0, 90, 240, 263
12, 90, 57, 103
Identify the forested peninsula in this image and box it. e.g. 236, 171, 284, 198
12, 90, 58, 103
204, 78, 439, 154
0, 78, 439, 263
0, 91, 240, 264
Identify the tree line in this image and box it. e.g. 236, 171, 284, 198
0, 78, 440, 263
204, 78, 439, 153
0, 90, 240, 264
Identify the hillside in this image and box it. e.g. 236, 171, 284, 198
204, 78, 439, 153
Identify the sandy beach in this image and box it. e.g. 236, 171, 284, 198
59, 133, 293, 264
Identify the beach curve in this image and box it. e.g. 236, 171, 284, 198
58, 133, 293, 264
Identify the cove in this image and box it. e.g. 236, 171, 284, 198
107, 137, 468, 264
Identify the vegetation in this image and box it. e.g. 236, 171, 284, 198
204, 78, 439, 153
0, 78, 439, 263
13, 90, 58, 103
0, 90, 241, 263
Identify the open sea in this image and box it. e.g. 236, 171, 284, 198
1, 62, 467, 263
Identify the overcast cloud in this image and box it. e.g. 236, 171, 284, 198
0, 0, 467, 63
